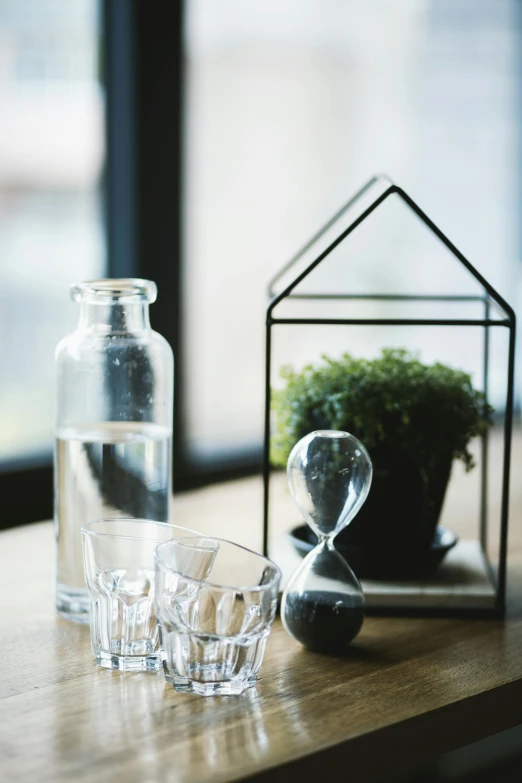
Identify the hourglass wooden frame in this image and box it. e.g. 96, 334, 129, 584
262, 175, 515, 619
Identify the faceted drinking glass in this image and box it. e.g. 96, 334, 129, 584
155, 536, 281, 696
82, 519, 199, 672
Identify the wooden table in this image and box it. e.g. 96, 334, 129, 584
2, 470, 522, 783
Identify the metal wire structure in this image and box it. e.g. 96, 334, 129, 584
263, 176, 516, 617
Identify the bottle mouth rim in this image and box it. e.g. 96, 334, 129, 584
70, 279, 157, 304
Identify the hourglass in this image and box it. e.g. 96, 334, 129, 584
281, 430, 373, 653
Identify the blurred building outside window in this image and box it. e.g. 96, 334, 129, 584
0, 0, 518, 486
0, 0, 105, 463
183, 0, 520, 466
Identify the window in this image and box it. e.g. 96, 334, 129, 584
2, 0, 519, 523
182, 0, 520, 474
0, 0, 104, 523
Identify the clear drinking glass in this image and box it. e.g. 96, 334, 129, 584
155, 536, 281, 696
82, 519, 198, 672
55, 279, 174, 624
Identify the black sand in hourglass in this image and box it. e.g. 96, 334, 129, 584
283, 591, 365, 653
281, 430, 372, 654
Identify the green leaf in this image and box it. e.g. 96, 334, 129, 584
270, 348, 493, 472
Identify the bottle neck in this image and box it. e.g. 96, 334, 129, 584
78, 302, 151, 333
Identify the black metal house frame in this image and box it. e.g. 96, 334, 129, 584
263, 176, 516, 617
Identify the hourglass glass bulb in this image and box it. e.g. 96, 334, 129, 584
287, 430, 372, 540
282, 430, 373, 653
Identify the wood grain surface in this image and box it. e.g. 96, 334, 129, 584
2, 439, 522, 783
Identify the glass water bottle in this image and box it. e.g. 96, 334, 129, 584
55, 279, 174, 623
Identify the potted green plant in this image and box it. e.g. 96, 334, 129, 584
271, 348, 492, 579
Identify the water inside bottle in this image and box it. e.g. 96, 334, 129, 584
55, 421, 171, 623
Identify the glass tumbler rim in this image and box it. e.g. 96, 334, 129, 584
81, 518, 199, 543
71, 278, 157, 304
155, 535, 282, 593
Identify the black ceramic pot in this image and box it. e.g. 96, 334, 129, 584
289, 524, 458, 580
291, 446, 456, 579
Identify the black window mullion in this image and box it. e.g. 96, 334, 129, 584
0, 459, 53, 530
104, 0, 186, 490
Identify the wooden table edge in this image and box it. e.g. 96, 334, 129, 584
237, 677, 522, 782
